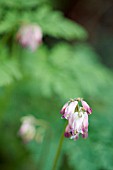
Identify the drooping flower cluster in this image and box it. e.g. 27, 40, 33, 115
16, 24, 42, 51
19, 115, 49, 143
60, 98, 92, 141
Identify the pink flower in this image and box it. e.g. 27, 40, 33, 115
64, 111, 89, 140
16, 24, 42, 51
60, 98, 92, 141
60, 101, 78, 119
81, 100, 92, 114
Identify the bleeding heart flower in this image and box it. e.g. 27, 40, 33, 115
60, 98, 92, 141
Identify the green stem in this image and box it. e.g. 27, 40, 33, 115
52, 122, 67, 170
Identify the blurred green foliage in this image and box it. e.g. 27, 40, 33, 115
0, 0, 113, 170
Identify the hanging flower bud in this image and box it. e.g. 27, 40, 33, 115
16, 24, 42, 51
60, 98, 92, 141
60, 102, 68, 115
60, 100, 78, 119
81, 100, 92, 114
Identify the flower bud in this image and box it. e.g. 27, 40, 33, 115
19, 116, 36, 142
16, 24, 42, 51
81, 100, 92, 114
60, 101, 78, 119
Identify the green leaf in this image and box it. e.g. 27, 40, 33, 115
35, 6, 88, 40
0, 59, 22, 86
0, 0, 48, 8
0, 11, 18, 34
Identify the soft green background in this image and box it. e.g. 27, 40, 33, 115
0, 0, 113, 170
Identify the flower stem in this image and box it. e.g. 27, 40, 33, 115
52, 122, 67, 170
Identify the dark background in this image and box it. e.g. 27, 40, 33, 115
56, 0, 113, 68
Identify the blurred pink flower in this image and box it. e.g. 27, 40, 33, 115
19, 115, 50, 143
19, 116, 36, 142
16, 24, 42, 51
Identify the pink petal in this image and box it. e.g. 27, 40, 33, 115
60, 102, 68, 115
64, 132, 71, 138
74, 133, 79, 141
83, 113, 88, 130
81, 100, 92, 114
64, 124, 71, 138
64, 101, 78, 119
82, 132, 88, 138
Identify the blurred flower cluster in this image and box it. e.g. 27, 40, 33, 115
60, 98, 92, 141
16, 24, 42, 51
19, 115, 49, 143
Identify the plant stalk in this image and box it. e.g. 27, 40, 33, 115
52, 122, 67, 170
